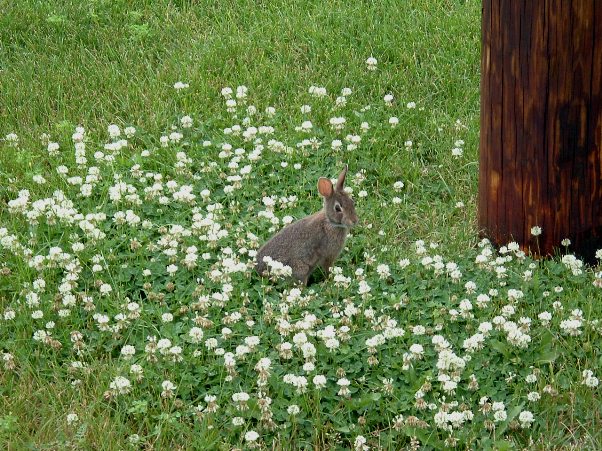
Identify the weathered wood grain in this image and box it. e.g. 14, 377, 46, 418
480, 0, 602, 262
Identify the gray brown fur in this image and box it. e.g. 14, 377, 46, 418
255, 166, 358, 285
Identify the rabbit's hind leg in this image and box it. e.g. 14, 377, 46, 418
290, 263, 311, 286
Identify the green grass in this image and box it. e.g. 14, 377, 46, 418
1, 0, 601, 449
1, 0, 481, 251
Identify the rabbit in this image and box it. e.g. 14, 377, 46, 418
255, 165, 358, 285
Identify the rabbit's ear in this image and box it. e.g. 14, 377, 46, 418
318, 177, 334, 197
335, 164, 348, 191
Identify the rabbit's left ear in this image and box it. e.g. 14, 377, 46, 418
318, 177, 334, 197
335, 165, 348, 191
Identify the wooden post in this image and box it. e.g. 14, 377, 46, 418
479, 0, 602, 263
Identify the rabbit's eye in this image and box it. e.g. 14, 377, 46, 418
335, 203, 342, 212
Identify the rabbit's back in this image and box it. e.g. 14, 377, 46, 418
255, 213, 323, 274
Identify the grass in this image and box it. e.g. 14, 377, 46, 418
1, 0, 601, 449
1, 0, 482, 256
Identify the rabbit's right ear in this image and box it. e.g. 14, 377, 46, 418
335, 164, 348, 192
318, 177, 334, 198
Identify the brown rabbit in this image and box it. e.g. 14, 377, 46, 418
255, 165, 358, 285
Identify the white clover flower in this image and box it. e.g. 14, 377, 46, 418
174, 81, 189, 90
180, 115, 193, 128
331, 139, 343, 151
409, 343, 424, 357
245, 336, 260, 348
518, 410, 534, 428
388, 117, 399, 127
501, 305, 515, 317
300, 120, 313, 132
32, 329, 48, 342
376, 264, 390, 279
582, 369, 599, 388
255, 357, 271, 372
108, 124, 121, 138
354, 435, 368, 450
493, 410, 507, 422
162, 380, 176, 391
397, 258, 410, 269
525, 373, 537, 383
161, 380, 177, 398
337, 377, 351, 396
236, 85, 248, 99
287, 404, 300, 415
292, 332, 307, 347
225, 99, 237, 112
451, 147, 463, 158
169, 131, 183, 143
109, 376, 131, 395
66, 413, 78, 425
4, 309, 15, 321
308, 86, 327, 97
221, 87, 233, 98
527, 391, 540, 402
232, 417, 244, 426
32, 310, 43, 319
407, 325, 424, 337
560, 318, 582, 336
465, 281, 477, 293
5, 133, 19, 146
302, 361, 315, 372
538, 311, 552, 325
463, 333, 485, 353
531, 226, 542, 236
245, 430, 259, 442
313, 374, 327, 389
166, 264, 178, 275
407, 101, 417, 109
99, 283, 112, 296
47, 142, 60, 155
478, 322, 493, 335
365, 56, 378, 70
121, 345, 136, 360
358, 280, 371, 296
329, 116, 346, 131
299, 342, 317, 361
492, 401, 505, 412
130, 364, 143, 380
290, 375, 308, 393
157, 338, 172, 353
189, 327, 204, 343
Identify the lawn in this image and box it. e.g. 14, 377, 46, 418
0, 0, 600, 449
